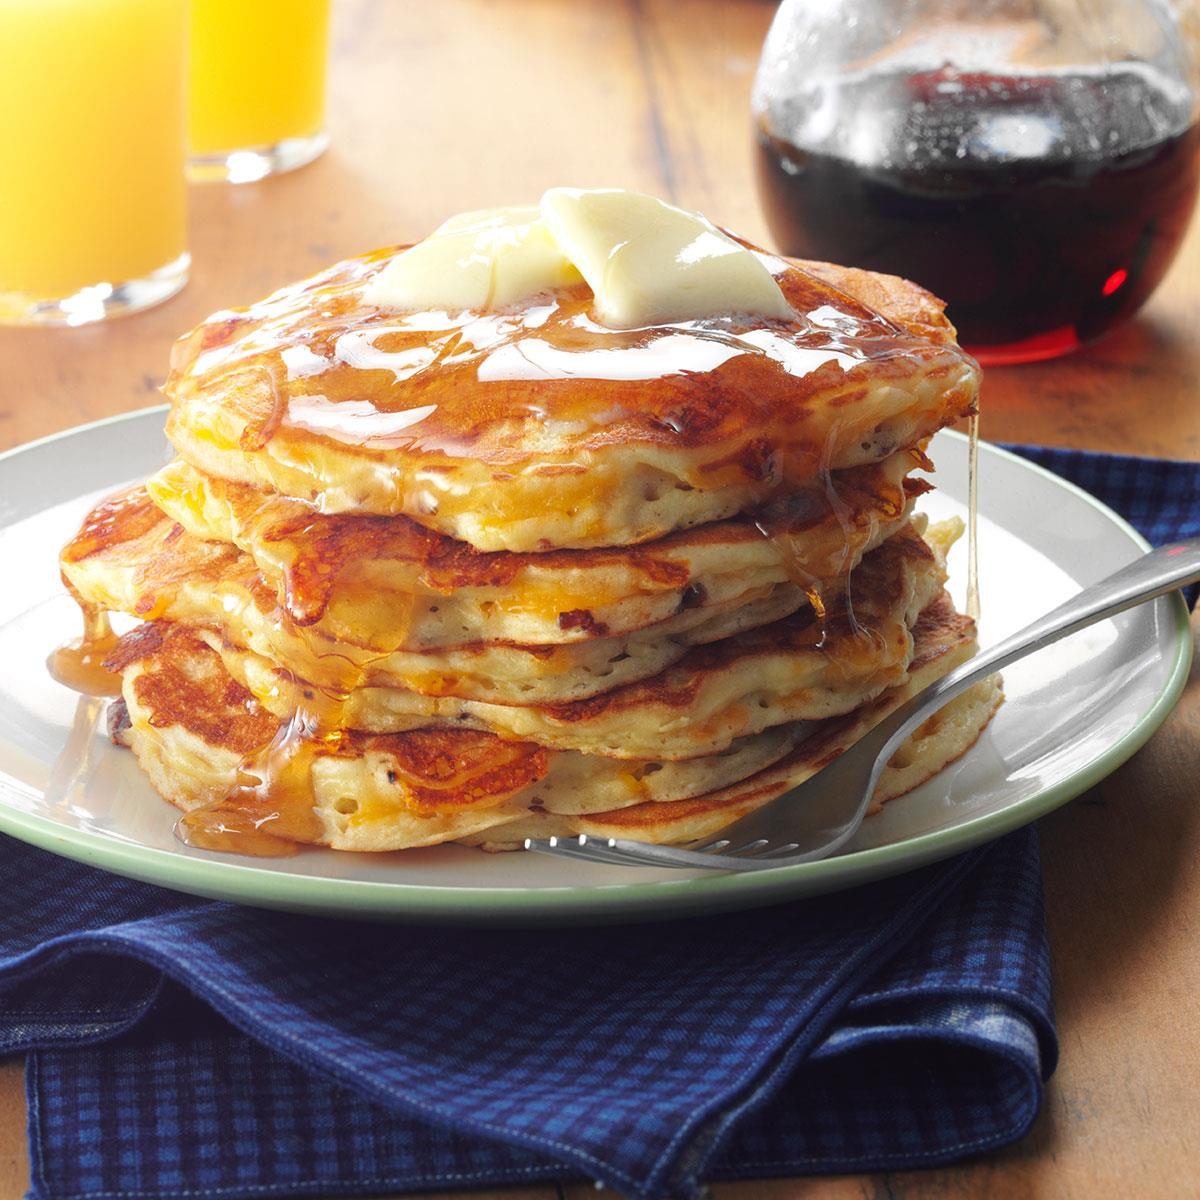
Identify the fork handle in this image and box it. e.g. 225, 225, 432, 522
871, 535, 1200, 773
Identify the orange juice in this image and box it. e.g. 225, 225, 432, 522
0, 0, 188, 322
190, 0, 332, 180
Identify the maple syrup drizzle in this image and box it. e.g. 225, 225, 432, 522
805, 586, 827, 625
749, 455, 921, 652
810, 428, 879, 650
966, 411, 980, 624
751, 509, 828, 647
817, 452, 866, 646
168, 245, 976, 496
175, 572, 413, 856
176, 704, 338, 857
47, 606, 122, 696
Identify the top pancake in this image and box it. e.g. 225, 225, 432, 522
164, 246, 979, 551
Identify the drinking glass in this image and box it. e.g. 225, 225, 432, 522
189, 0, 333, 184
0, 0, 189, 326
753, 0, 1200, 363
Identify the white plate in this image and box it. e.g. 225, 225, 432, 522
0, 410, 1189, 923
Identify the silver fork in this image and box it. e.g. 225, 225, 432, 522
527, 536, 1200, 872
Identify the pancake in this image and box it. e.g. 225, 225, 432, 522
163, 250, 978, 551
147, 449, 928, 643
109, 594, 998, 855
204, 520, 953, 760
52, 191, 997, 859
62, 492, 838, 705
60, 481, 931, 706
109, 623, 811, 852
463, 592, 1003, 850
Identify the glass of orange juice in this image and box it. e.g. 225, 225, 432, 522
0, 0, 189, 326
189, 0, 333, 184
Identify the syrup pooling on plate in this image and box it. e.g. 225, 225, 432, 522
173, 661, 554, 857
177, 691, 345, 857
100, 621, 332, 857
51, 487, 167, 696
46, 605, 122, 696
174, 560, 424, 855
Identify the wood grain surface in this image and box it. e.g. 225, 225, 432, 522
1, 2, 1197, 1197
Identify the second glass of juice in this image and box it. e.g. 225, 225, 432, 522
189, 0, 332, 183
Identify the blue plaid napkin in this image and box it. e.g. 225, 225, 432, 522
3, 443, 1196, 1200
1004, 444, 1200, 600
9, 830, 1049, 1200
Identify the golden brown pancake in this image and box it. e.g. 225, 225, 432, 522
464, 593, 1003, 850
108, 624, 810, 852
147, 450, 928, 643
197, 520, 952, 760
163, 249, 978, 550
60, 475, 932, 706
108, 592, 998, 854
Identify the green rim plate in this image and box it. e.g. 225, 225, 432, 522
0, 409, 1190, 924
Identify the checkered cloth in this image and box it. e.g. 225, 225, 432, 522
1002, 444, 1200, 604
3, 443, 1195, 1200
9, 830, 1050, 1200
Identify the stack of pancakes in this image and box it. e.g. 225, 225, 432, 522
60, 241, 1001, 855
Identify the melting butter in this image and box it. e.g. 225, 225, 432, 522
540, 187, 792, 328
365, 188, 794, 330
363, 206, 581, 313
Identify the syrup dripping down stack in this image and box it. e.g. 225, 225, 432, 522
58, 229, 1001, 856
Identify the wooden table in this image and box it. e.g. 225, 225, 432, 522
2, 2, 1198, 1196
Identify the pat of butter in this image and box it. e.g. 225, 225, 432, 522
363, 206, 582, 312
539, 188, 792, 328
365, 189, 793, 328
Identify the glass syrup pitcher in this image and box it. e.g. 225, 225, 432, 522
753, 0, 1200, 363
